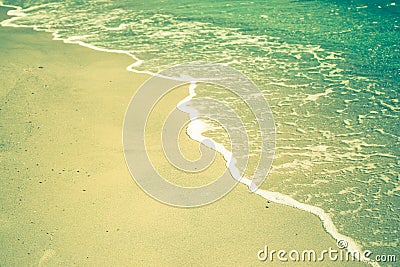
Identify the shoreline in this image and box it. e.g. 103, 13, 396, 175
0, 4, 369, 266
177, 82, 371, 264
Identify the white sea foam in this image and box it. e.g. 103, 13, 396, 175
305, 88, 333, 101
0, 1, 20, 10
175, 84, 378, 266
104, 23, 129, 31
0, 4, 380, 266
0, 4, 151, 76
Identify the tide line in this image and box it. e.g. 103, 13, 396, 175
177, 81, 379, 267
0, 4, 379, 266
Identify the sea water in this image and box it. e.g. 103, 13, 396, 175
1, 0, 398, 262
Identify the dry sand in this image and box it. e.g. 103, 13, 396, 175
0, 7, 366, 266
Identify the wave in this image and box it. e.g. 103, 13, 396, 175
177, 82, 377, 265
0, 3, 380, 266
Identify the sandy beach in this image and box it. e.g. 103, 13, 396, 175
0, 6, 368, 266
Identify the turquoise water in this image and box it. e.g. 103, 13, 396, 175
2, 0, 399, 261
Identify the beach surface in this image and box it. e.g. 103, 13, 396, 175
0, 6, 366, 266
